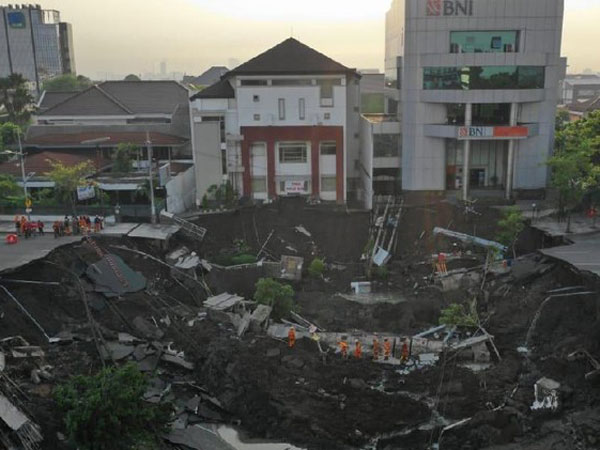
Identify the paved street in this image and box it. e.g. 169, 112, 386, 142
0, 234, 82, 273
540, 233, 600, 277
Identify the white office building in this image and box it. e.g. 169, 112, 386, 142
386, 0, 566, 198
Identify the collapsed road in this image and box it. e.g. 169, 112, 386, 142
0, 197, 599, 450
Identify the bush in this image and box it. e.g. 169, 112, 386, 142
308, 258, 325, 278
230, 253, 257, 265
439, 302, 479, 328
54, 363, 171, 450
496, 206, 525, 259
254, 278, 295, 321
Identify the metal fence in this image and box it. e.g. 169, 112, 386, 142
0, 200, 165, 220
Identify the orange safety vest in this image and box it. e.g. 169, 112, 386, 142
339, 341, 348, 356
354, 341, 362, 359
288, 328, 296, 347
373, 339, 380, 357
383, 341, 392, 357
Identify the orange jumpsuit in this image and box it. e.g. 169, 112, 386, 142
288, 327, 296, 348
354, 341, 362, 359
383, 340, 392, 360
372, 338, 380, 360
339, 341, 349, 358
401, 342, 409, 362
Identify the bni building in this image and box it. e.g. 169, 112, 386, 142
386, 0, 566, 199
0, 4, 76, 92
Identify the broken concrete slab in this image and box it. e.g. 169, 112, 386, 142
0, 395, 29, 430
249, 305, 272, 332
118, 332, 142, 343
11, 346, 45, 358
166, 424, 236, 450
204, 293, 244, 311
350, 281, 372, 294
100, 342, 135, 361
86, 253, 147, 298
161, 353, 195, 370
294, 225, 312, 237
132, 316, 164, 340
532, 377, 561, 412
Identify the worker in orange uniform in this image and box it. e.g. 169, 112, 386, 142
339, 337, 349, 359
383, 338, 392, 361
400, 339, 410, 363
354, 339, 362, 359
372, 335, 380, 361
288, 326, 296, 348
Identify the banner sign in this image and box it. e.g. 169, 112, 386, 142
284, 180, 307, 194
458, 126, 528, 140
77, 185, 96, 201
427, 0, 473, 16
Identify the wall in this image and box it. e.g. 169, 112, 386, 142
358, 117, 374, 209
192, 121, 223, 205
166, 164, 196, 214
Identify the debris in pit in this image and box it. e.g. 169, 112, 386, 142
99, 342, 135, 361
531, 377, 561, 412
280, 255, 304, 281
350, 281, 372, 294
294, 225, 312, 237
132, 316, 164, 340
204, 293, 244, 312
433, 227, 507, 253
567, 349, 600, 381
0, 394, 43, 450
86, 254, 146, 297
166, 424, 235, 450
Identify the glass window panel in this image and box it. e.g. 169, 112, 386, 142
279, 143, 307, 163
450, 31, 519, 54
424, 66, 544, 90
320, 142, 337, 156
373, 134, 400, 157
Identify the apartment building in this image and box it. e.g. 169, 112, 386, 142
386, 0, 567, 199
190, 38, 361, 205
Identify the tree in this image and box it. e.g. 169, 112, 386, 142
254, 278, 295, 321
124, 74, 141, 82
0, 122, 21, 163
496, 206, 524, 259
0, 74, 34, 125
54, 363, 171, 450
45, 160, 95, 214
548, 111, 600, 231
112, 143, 137, 173
0, 175, 20, 198
42, 74, 92, 92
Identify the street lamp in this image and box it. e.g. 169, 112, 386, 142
0, 129, 30, 219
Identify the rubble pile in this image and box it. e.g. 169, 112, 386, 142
0, 198, 598, 449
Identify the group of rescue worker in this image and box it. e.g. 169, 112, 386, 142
287, 326, 411, 363
52, 215, 104, 238
13, 216, 44, 238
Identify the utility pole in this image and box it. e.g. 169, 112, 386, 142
146, 132, 157, 224
16, 129, 30, 221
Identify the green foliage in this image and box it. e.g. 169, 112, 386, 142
496, 206, 524, 259
0, 174, 20, 198
439, 302, 479, 328
206, 181, 237, 207
112, 143, 137, 173
54, 363, 171, 450
124, 74, 141, 81
201, 194, 208, 209
231, 254, 257, 265
308, 258, 325, 278
555, 109, 570, 132
45, 160, 95, 213
233, 239, 251, 254
254, 278, 295, 321
42, 74, 92, 92
548, 110, 600, 230
0, 74, 33, 125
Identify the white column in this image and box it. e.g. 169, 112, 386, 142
505, 102, 518, 200
462, 103, 472, 201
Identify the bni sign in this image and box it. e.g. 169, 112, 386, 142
458, 126, 529, 140
427, 0, 473, 16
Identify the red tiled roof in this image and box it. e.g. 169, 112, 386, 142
0, 150, 110, 177
25, 131, 188, 147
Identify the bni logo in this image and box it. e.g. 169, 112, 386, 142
427, 0, 473, 16
426, 0, 442, 16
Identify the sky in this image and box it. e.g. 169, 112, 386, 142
38, 0, 600, 79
